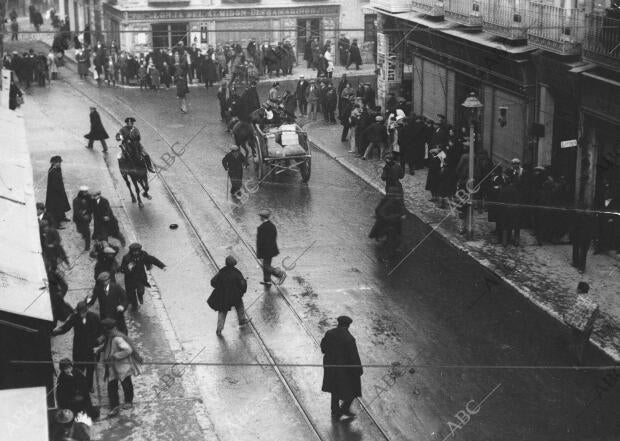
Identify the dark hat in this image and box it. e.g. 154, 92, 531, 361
125, 117, 136, 124
59, 358, 73, 369
97, 271, 111, 282
36, 202, 45, 210
50, 155, 62, 163
101, 318, 117, 329
129, 242, 142, 252
55, 409, 74, 424
337, 315, 353, 326
76, 301, 88, 313
225, 255, 237, 267
258, 209, 271, 218
577, 281, 590, 293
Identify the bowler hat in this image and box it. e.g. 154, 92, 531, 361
101, 318, 117, 329
258, 209, 271, 219
59, 358, 72, 369
55, 409, 74, 424
125, 117, 136, 124
337, 315, 353, 326
50, 155, 62, 163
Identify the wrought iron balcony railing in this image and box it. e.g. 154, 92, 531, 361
483, 0, 528, 40
583, 11, 620, 71
444, 0, 483, 27
527, 1, 584, 56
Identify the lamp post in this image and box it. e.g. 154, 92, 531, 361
461, 92, 483, 240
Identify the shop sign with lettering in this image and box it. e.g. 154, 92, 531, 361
126, 5, 339, 21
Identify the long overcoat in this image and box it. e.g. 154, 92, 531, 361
46, 166, 71, 216
85, 109, 109, 140
256, 220, 279, 259
320, 326, 363, 399
208, 266, 247, 312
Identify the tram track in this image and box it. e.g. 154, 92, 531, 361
59, 75, 392, 441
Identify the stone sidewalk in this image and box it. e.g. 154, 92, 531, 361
305, 120, 620, 362
16, 83, 214, 439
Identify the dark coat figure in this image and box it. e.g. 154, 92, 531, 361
46, 157, 71, 226
48, 267, 72, 325
9, 82, 23, 110
91, 194, 124, 245
595, 184, 620, 253
84, 108, 109, 151
42, 222, 69, 271
570, 207, 596, 272
243, 85, 261, 115
87, 277, 128, 335
73, 189, 92, 251
56, 368, 96, 418
52, 307, 102, 391
498, 173, 521, 246
321, 316, 363, 418
347, 41, 362, 69
425, 148, 442, 197
296, 79, 309, 115
381, 159, 404, 192
208, 264, 247, 312
257, 219, 279, 259
369, 189, 406, 241
222, 148, 246, 195
120, 244, 165, 309
93, 246, 120, 283
487, 169, 505, 224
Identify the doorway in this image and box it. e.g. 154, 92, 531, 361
296, 18, 320, 64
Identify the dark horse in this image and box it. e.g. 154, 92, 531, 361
229, 117, 257, 162
117, 129, 152, 207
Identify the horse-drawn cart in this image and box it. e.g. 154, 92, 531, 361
253, 123, 311, 183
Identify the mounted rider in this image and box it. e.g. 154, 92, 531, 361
116, 117, 154, 172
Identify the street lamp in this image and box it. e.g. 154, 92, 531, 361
461, 92, 483, 240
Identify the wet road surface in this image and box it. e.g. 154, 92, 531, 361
23, 67, 620, 441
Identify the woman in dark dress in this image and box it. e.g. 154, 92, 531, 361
46, 155, 71, 227
426, 147, 443, 202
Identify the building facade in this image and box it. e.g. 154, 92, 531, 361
369, 0, 620, 209
97, 0, 375, 64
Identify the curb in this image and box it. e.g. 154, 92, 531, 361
304, 120, 620, 363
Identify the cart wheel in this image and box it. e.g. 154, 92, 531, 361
300, 158, 311, 183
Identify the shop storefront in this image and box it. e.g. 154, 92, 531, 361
578, 72, 620, 208
103, 3, 341, 53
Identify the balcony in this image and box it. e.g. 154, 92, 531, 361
370, 0, 412, 13
482, 1, 528, 40
411, 0, 445, 17
583, 12, 620, 71
444, 0, 483, 27
527, 1, 584, 56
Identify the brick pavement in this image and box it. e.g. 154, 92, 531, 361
305, 120, 620, 362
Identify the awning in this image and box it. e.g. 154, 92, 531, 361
0, 387, 49, 441
568, 63, 597, 74
0, 107, 52, 323
582, 71, 620, 88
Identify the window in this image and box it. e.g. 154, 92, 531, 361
364, 14, 377, 42
151, 23, 188, 49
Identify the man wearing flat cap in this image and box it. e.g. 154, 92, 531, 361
46, 155, 71, 228
91, 190, 126, 247
321, 315, 363, 420
52, 300, 102, 392
207, 256, 248, 336
256, 209, 286, 286
87, 271, 128, 335
120, 243, 166, 310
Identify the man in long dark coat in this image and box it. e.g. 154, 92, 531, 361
243, 81, 261, 115
222, 145, 246, 194
120, 242, 166, 310
346, 40, 362, 70
87, 271, 128, 335
256, 209, 286, 286
84, 106, 109, 152
91, 190, 126, 247
296, 75, 309, 116
208, 256, 248, 336
72, 186, 93, 251
52, 302, 102, 391
321, 315, 363, 420
46, 155, 71, 228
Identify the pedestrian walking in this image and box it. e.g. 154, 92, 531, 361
93, 243, 120, 282
256, 209, 286, 287
306, 79, 319, 121
381, 153, 404, 193
94, 318, 142, 417
84, 106, 109, 152
207, 256, 249, 336
87, 272, 128, 335
176, 73, 189, 113
73, 186, 93, 251
52, 301, 102, 393
120, 243, 166, 311
91, 191, 126, 247
321, 315, 363, 420
55, 358, 98, 419
46, 155, 71, 228
296, 75, 309, 116
222, 145, 246, 196
570, 204, 595, 273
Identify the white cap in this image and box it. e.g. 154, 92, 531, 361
79, 185, 89, 192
